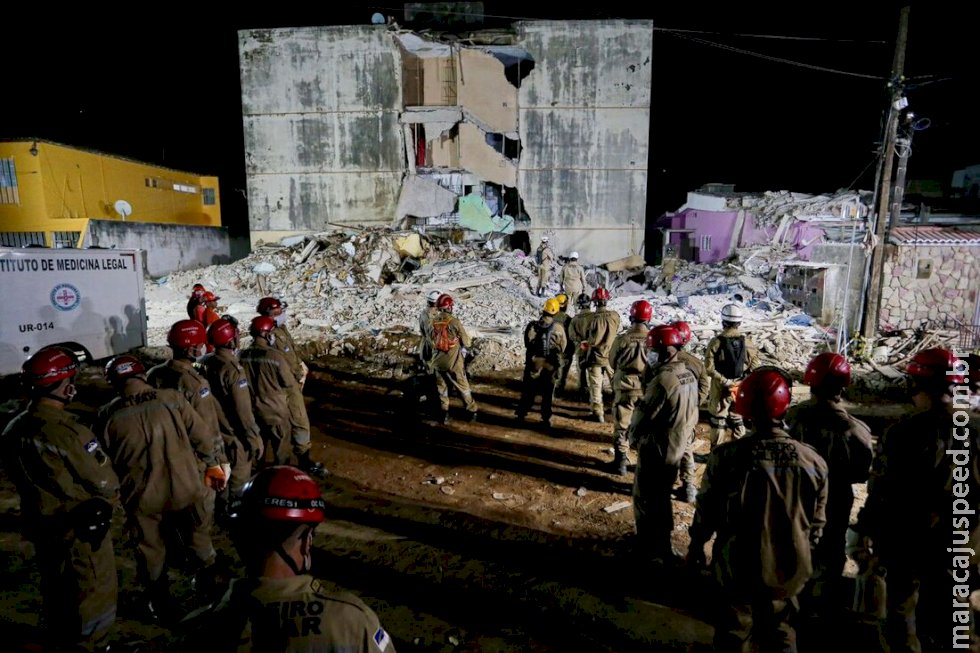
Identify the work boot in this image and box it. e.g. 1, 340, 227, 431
611, 452, 628, 476
468, 411, 478, 423
672, 482, 697, 504
144, 578, 177, 625
298, 452, 330, 479
541, 417, 552, 431
590, 404, 605, 423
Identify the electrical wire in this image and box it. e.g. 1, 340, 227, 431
655, 26, 888, 44
665, 31, 885, 80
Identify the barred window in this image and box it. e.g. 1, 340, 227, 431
0, 158, 19, 205
203, 187, 216, 205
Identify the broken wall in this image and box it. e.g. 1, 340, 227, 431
239, 26, 404, 243
516, 20, 652, 264
880, 244, 980, 329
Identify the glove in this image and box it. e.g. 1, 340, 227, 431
205, 465, 227, 492
246, 433, 265, 461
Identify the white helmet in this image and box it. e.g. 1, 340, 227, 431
541, 236, 549, 243
721, 303, 744, 322
569, 251, 579, 260
426, 289, 442, 305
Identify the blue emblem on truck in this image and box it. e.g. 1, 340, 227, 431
51, 283, 81, 311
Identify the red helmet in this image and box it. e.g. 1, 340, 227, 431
232, 465, 326, 524
629, 300, 653, 323
906, 348, 966, 384
191, 283, 207, 298
735, 369, 791, 420
256, 297, 283, 315
23, 347, 78, 386
672, 321, 692, 346
646, 325, 683, 349
202, 291, 219, 303
436, 293, 454, 311
250, 315, 276, 337
208, 318, 238, 347
804, 352, 851, 389
167, 319, 207, 348
592, 287, 610, 302
104, 355, 147, 385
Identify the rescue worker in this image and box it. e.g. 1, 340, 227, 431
101, 354, 226, 622
704, 303, 759, 447
256, 297, 328, 479
625, 325, 699, 562
659, 247, 679, 295
560, 252, 587, 307
582, 287, 620, 422
687, 368, 829, 653
147, 320, 244, 515
418, 289, 442, 363
200, 291, 222, 327
670, 320, 710, 503
852, 348, 980, 652
561, 293, 594, 397
785, 352, 872, 611
187, 283, 208, 322
515, 297, 568, 430
428, 293, 479, 423
180, 466, 396, 652
534, 236, 555, 297
0, 347, 120, 653
204, 318, 266, 477
607, 299, 652, 476
240, 316, 303, 467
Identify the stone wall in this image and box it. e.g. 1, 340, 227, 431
880, 244, 979, 329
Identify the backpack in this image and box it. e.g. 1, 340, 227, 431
714, 335, 747, 380
431, 316, 458, 353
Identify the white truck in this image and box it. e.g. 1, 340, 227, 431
0, 247, 147, 376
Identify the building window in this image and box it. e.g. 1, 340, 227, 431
0, 231, 44, 247
700, 234, 712, 252
173, 183, 198, 194
203, 188, 216, 205
52, 231, 81, 248
916, 258, 933, 279
0, 157, 19, 205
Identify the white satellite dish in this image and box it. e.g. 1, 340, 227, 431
371, 12, 385, 25
114, 199, 132, 219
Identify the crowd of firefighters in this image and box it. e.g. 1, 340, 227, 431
3, 260, 980, 651
0, 287, 393, 652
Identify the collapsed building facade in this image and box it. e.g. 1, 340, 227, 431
238, 20, 652, 264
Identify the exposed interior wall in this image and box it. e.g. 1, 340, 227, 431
86, 220, 231, 278
810, 242, 867, 336
457, 49, 518, 133
880, 244, 980, 329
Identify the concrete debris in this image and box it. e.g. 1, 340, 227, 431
440, 486, 456, 495
492, 492, 513, 501
575, 487, 588, 497
144, 225, 846, 378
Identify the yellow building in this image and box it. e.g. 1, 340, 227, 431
0, 139, 221, 247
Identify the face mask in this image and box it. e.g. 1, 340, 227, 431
274, 313, 287, 327
194, 344, 208, 363
267, 333, 276, 347
646, 351, 660, 366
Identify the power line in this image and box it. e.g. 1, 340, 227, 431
654, 26, 888, 44
666, 32, 886, 80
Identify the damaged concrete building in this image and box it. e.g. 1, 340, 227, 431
238, 19, 652, 264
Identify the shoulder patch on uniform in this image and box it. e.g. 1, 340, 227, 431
237, 379, 249, 389
283, 346, 291, 352
84, 439, 100, 454
373, 627, 391, 651
198, 387, 211, 398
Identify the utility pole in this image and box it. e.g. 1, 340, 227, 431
861, 5, 910, 339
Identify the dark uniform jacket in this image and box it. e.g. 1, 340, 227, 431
203, 348, 263, 453
272, 323, 304, 382
628, 359, 699, 464
182, 574, 396, 653
148, 359, 229, 463
584, 308, 621, 367
101, 387, 219, 514
240, 342, 296, 428
675, 349, 710, 406
689, 427, 829, 599
1, 402, 119, 535
609, 324, 649, 393
786, 398, 872, 563
856, 406, 980, 568
523, 317, 568, 376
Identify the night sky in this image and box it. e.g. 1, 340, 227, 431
2, 5, 974, 236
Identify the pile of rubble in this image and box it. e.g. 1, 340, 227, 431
144, 227, 840, 378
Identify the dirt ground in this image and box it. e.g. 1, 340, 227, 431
0, 343, 899, 652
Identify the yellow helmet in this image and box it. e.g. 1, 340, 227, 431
555, 293, 568, 308
543, 298, 560, 315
